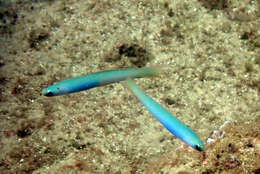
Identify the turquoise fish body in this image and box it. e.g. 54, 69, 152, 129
42, 67, 160, 97
125, 79, 205, 151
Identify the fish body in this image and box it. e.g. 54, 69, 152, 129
125, 79, 205, 151
42, 67, 161, 97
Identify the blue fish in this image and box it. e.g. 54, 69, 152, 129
42, 67, 161, 96
124, 79, 205, 151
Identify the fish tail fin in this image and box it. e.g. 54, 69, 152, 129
124, 78, 135, 89
139, 65, 169, 77
122, 78, 140, 96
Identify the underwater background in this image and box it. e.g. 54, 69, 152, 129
0, 0, 259, 173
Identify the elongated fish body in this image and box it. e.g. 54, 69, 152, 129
42, 67, 161, 97
125, 79, 205, 151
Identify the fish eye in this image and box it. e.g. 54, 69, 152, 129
195, 144, 204, 152
45, 91, 54, 96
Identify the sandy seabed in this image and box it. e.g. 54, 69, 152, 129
0, 0, 259, 173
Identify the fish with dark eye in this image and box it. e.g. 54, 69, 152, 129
124, 79, 205, 151
42, 67, 161, 97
